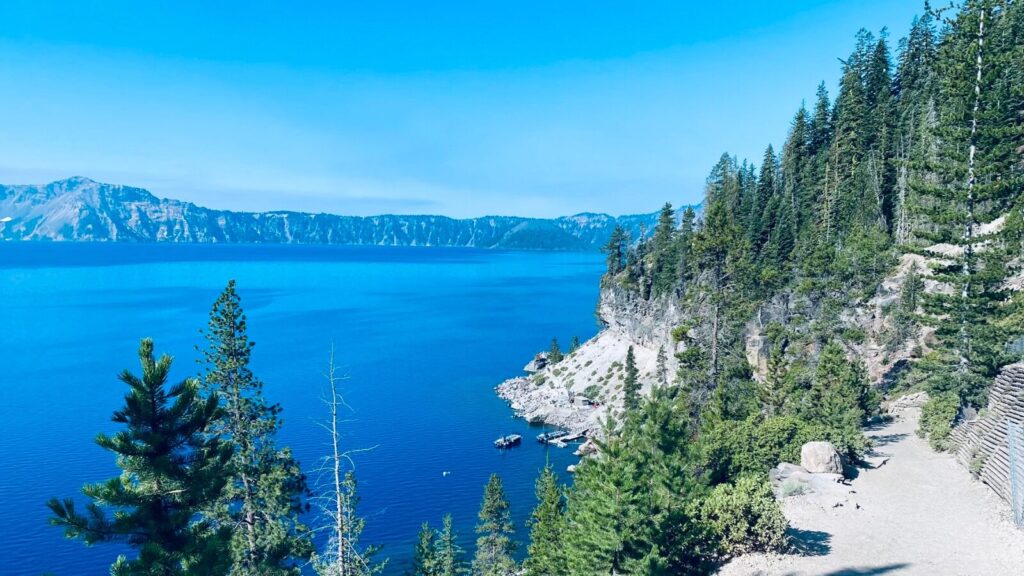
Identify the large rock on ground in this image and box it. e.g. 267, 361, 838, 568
801, 441, 843, 474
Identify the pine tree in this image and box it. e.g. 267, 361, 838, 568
752, 145, 779, 253
569, 335, 581, 354
548, 338, 564, 364
655, 345, 669, 387
676, 207, 697, 286
651, 203, 680, 296
760, 338, 789, 416
888, 262, 924, 351
199, 281, 311, 575
894, 10, 939, 246
49, 339, 232, 576
562, 389, 714, 574
471, 474, 515, 576
523, 466, 566, 576
435, 514, 465, 576
780, 106, 810, 258
691, 155, 757, 398
412, 523, 439, 576
623, 345, 641, 411
804, 341, 872, 435
601, 225, 628, 277
914, 0, 1020, 409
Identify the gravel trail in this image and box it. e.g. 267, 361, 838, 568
718, 408, 1024, 576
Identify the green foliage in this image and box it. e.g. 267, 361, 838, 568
919, 392, 961, 451
199, 280, 311, 575
651, 202, 680, 296
697, 476, 787, 557
560, 390, 723, 574
793, 342, 878, 451
523, 466, 566, 576
548, 338, 564, 364
699, 414, 866, 486
623, 345, 641, 411
49, 339, 232, 575
471, 474, 516, 576
435, 514, 466, 576
887, 263, 924, 351
568, 335, 581, 354
601, 225, 628, 278
412, 523, 439, 576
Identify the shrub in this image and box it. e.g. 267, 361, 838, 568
697, 475, 788, 556
699, 415, 868, 484
779, 479, 806, 498
920, 392, 960, 451
969, 450, 987, 477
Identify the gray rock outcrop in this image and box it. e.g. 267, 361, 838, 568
801, 441, 843, 474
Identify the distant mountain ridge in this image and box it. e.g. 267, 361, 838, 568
0, 177, 698, 251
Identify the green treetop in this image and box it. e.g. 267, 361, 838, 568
471, 474, 515, 576
523, 465, 566, 576
49, 339, 232, 576
199, 280, 312, 575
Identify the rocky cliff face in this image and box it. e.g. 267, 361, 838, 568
0, 177, 696, 250
497, 283, 687, 433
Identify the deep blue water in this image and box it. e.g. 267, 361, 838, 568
0, 243, 603, 575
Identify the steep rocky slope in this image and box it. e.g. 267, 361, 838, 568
498, 283, 687, 434
499, 237, 953, 435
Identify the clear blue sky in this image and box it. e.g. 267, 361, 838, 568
0, 1, 924, 218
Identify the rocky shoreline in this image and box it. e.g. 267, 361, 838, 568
495, 376, 600, 435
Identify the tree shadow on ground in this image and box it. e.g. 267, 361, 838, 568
869, 433, 908, 447
863, 417, 894, 432
783, 564, 910, 576
787, 527, 832, 556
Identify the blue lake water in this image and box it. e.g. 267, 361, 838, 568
0, 243, 603, 575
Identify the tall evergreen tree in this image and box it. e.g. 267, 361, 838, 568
651, 203, 680, 296
601, 225, 628, 277
523, 466, 566, 576
199, 281, 311, 575
623, 345, 641, 411
676, 207, 697, 285
471, 474, 515, 576
49, 339, 232, 576
548, 337, 564, 364
435, 514, 465, 576
894, 10, 939, 245
914, 0, 1021, 410
804, 341, 872, 434
411, 523, 439, 576
655, 345, 669, 388
752, 145, 779, 252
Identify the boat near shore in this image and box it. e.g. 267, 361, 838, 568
493, 434, 522, 449
536, 429, 569, 444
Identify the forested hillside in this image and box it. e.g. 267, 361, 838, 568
476, 1, 1024, 573
46, 1, 1024, 575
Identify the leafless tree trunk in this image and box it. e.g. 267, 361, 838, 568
311, 347, 379, 576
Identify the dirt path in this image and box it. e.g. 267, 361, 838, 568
718, 408, 1024, 575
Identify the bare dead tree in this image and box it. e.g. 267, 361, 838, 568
310, 347, 384, 576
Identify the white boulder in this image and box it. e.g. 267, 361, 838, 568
801, 441, 843, 475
